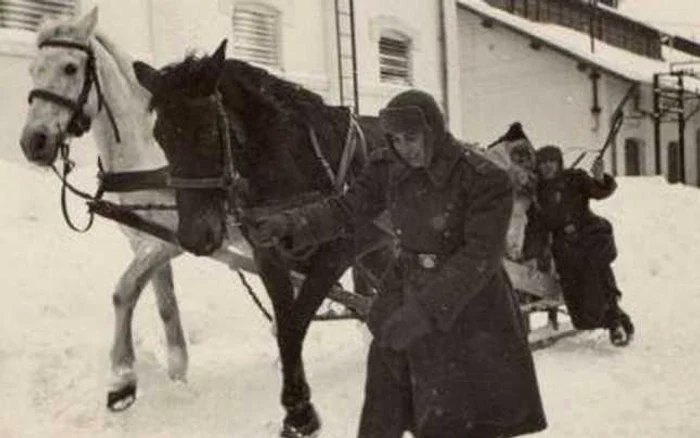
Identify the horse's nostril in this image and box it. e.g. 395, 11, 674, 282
203, 228, 217, 254
33, 133, 47, 152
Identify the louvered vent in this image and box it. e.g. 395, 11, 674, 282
0, 0, 76, 32
379, 35, 412, 86
232, 4, 280, 68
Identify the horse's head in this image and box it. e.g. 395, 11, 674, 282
20, 8, 100, 166
133, 40, 229, 255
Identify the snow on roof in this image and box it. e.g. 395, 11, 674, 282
457, 0, 700, 92
616, 0, 700, 43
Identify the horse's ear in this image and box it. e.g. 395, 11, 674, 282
203, 39, 227, 90
75, 7, 98, 39
212, 39, 228, 66
133, 61, 161, 95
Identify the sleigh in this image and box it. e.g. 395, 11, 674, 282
82, 119, 577, 351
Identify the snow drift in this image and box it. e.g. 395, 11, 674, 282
1, 159, 699, 437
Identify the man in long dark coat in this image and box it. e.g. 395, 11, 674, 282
532, 145, 634, 346
252, 89, 547, 437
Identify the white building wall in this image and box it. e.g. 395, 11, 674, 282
146, 0, 445, 115
147, 0, 331, 96
457, 5, 700, 183
457, 7, 616, 157
455, 5, 676, 177
0, 54, 35, 162
348, 0, 443, 115
442, 0, 464, 136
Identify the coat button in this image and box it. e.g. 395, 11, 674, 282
443, 230, 451, 238
395, 228, 402, 236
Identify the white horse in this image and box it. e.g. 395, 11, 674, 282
19, 8, 193, 411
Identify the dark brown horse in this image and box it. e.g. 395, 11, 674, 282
133, 40, 392, 437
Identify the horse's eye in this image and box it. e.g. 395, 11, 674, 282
64, 63, 78, 75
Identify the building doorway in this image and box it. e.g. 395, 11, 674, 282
668, 141, 681, 183
624, 138, 644, 175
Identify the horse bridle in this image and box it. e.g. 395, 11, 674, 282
26, 39, 124, 234
165, 91, 239, 191
28, 39, 121, 143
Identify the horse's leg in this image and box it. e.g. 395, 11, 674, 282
108, 241, 180, 411
150, 261, 188, 381
281, 243, 355, 437
255, 250, 319, 438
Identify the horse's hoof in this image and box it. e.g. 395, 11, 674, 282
167, 346, 189, 382
107, 382, 137, 412
281, 404, 321, 438
280, 423, 321, 438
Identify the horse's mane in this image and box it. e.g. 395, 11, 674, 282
152, 52, 351, 193
153, 54, 330, 123
222, 59, 347, 155
93, 32, 151, 102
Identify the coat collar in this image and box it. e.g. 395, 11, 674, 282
390, 136, 462, 189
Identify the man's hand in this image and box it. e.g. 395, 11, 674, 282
379, 304, 432, 351
591, 156, 605, 182
249, 214, 291, 247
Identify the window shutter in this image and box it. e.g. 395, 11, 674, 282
0, 0, 76, 32
232, 4, 280, 68
379, 35, 412, 86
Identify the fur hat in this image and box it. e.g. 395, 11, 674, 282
536, 145, 563, 165
378, 89, 447, 166
381, 89, 447, 141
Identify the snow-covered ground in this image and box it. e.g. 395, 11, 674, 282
1, 158, 700, 437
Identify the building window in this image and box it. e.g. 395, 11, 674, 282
668, 141, 681, 183
379, 31, 412, 86
624, 138, 644, 176
231, 3, 280, 69
0, 0, 76, 32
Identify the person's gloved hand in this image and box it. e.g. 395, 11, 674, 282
379, 304, 432, 351
250, 213, 292, 247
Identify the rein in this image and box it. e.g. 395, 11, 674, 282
28, 39, 121, 143
51, 141, 102, 232
50, 141, 177, 233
